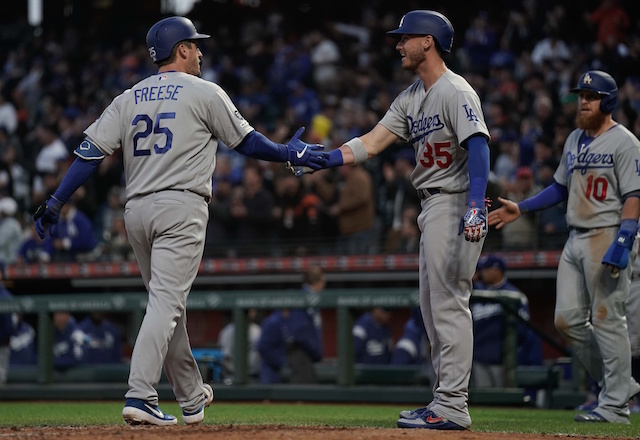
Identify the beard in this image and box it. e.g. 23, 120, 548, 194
575, 108, 607, 131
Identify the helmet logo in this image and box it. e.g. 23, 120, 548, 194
399, 15, 405, 27
149, 47, 157, 62
583, 73, 592, 85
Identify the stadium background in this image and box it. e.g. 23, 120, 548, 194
0, 0, 639, 407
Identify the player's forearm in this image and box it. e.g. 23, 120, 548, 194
235, 131, 288, 162
52, 157, 102, 204
466, 135, 489, 208
518, 181, 568, 213
621, 194, 640, 222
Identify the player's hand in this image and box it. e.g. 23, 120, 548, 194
285, 162, 315, 177
33, 196, 64, 239
487, 197, 521, 229
602, 227, 636, 274
458, 206, 487, 242
285, 127, 329, 170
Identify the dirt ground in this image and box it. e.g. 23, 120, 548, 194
0, 425, 634, 440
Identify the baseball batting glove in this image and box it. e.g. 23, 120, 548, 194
33, 195, 64, 239
285, 127, 329, 170
459, 206, 488, 242
285, 162, 315, 177
602, 220, 637, 271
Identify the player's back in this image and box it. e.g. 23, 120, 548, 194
85, 72, 251, 201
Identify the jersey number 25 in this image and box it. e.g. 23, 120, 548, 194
132, 112, 175, 156
420, 141, 452, 168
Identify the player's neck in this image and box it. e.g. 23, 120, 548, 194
585, 118, 616, 138
419, 60, 447, 90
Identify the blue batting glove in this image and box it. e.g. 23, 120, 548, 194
33, 196, 64, 239
602, 220, 637, 271
285, 127, 329, 170
285, 162, 315, 177
458, 206, 487, 242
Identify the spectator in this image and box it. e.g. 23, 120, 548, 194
0, 263, 16, 385
0, 197, 22, 264
77, 312, 122, 364
353, 307, 393, 364
330, 164, 375, 255
392, 307, 427, 365
230, 165, 277, 256
9, 314, 36, 366
218, 308, 262, 382
586, 0, 629, 47
49, 200, 99, 262
17, 220, 54, 264
499, 167, 541, 250
52, 311, 85, 370
273, 172, 323, 255
385, 205, 420, 254
1, 142, 30, 212
471, 254, 543, 388
530, 28, 571, 67
33, 121, 68, 190
257, 266, 325, 384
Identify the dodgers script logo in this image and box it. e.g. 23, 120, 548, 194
566, 146, 614, 175
408, 112, 444, 143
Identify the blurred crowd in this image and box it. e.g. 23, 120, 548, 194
0, 0, 638, 263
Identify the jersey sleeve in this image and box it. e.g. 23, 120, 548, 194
379, 92, 410, 141
83, 94, 125, 156
615, 141, 640, 196
553, 137, 571, 186
447, 90, 489, 145
206, 85, 254, 149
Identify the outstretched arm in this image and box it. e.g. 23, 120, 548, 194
288, 124, 399, 176
488, 181, 568, 229
235, 128, 328, 170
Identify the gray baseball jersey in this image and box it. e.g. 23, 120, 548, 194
379, 69, 489, 429
380, 69, 489, 192
554, 124, 640, 228
84, 71, 254, 201
83, 71, 253, 413
554, 123, 640, 422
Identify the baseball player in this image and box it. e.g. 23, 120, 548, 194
32, 16, 328, 426
489, 70, 640, 424
293, 10, 491, 430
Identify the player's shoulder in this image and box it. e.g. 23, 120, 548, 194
440, 70, 477, 94
611, 123, 640, 146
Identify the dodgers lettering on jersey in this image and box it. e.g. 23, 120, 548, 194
554, 124, 640, 228
379, 70, 489, 192
83, 71, 254, 201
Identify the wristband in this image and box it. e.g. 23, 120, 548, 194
344, 137, 368, 164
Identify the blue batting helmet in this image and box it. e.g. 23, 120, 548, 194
387, 10, 454, 53
146, 16, 210, 64
570, 70, 618, 114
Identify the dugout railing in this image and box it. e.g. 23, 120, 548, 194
0, 288, 575, 407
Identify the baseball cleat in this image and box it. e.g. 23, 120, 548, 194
398, 406, 427, 419
574, 411, 607, 422
397, 409, 466, 430
183, 383, 214, 425
122, 398, 177, 426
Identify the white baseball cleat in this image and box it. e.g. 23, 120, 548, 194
183, 383, 214, 425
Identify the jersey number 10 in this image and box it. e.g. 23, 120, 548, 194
132, 112, 175, 156
585, 175, 608, 201
420, 141, 452, 168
